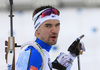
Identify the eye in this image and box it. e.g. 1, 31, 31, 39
56, 23, 60, 27
45, 24, 52, 27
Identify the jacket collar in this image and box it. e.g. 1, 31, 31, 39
35, 38, 52, 52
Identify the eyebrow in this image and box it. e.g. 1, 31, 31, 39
45, 23, 52, 25
45, 23, 60, 25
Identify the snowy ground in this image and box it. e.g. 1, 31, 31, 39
0, 8, 100, 70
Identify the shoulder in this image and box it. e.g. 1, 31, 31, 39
26, 46, 42, 59
26, 45, 42, 62
27, 46, 42, 69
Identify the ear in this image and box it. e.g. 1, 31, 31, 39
35, 30, 39, 37
36, 29, 40, 35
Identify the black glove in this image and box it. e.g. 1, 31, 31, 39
68, 35, 85, 56
68, 39, 80, 56
52, 59, 66, 70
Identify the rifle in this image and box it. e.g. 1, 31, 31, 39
5, 0, 15, 70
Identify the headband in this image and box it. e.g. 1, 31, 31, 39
32, 8, 60, 32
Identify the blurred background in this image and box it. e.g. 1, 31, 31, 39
0, 0, 100, 70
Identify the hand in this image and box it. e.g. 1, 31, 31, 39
68, 40, 85, 56
52, 52, 75, 70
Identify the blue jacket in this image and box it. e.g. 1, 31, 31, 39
16, 38, 52, 70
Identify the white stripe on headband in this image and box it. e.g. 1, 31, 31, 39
32, 9, 60, 32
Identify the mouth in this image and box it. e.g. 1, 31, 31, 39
50, 35, 57, 40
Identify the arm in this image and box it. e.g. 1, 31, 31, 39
52, 42, 85, 70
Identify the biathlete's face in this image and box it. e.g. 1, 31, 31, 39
36, 19, 60, 46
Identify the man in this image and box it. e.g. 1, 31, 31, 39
16, 5, 85, 70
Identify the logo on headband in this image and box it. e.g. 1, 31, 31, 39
51, 14, 55, 17
52, 15, 55, 17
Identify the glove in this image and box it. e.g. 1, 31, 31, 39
68, 39, 85, 56
52, 52, 75, 70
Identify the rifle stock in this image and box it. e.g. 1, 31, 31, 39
6, 37, 15, 70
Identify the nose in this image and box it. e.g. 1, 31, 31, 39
51, 26, 59, 34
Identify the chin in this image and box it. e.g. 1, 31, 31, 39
48, 39, 57, 46
51, 42, 57, 45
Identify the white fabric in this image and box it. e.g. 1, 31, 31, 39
67, 53, 76, 60
42, 49, 52, 70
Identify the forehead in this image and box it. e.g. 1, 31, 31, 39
42, 19, 60, 25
